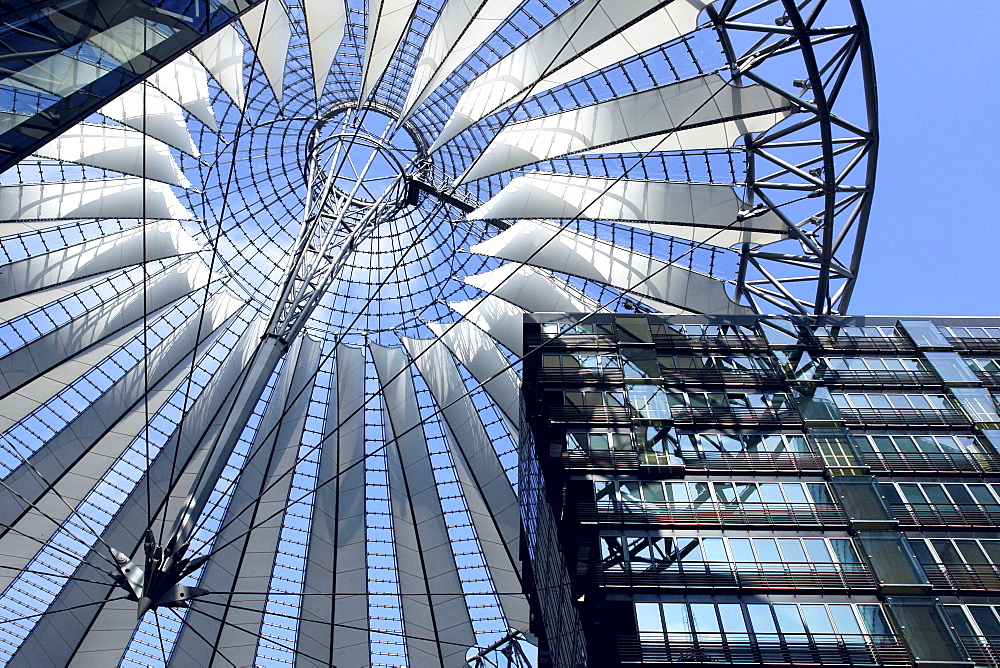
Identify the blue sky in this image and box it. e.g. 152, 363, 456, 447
846, 3, 1000, 316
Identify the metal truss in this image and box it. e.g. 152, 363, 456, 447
712, 0, 879, 315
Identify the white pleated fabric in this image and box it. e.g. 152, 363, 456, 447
470, 219, 750, 313
0, 178, 193, 221
432, 0, 711, 150
362, 0, 419, 104
401, 0, 521, 119
193, 25, 247, 109
241, 0, 292, 103
98, 84, 199, 157
468, 172, 788, 247
303, 0, 348, 99
459, 73, 791, 183
32, 122, 190, 187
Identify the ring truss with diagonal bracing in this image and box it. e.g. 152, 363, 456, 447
0, 0, 876, 665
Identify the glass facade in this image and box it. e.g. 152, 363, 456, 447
521, 314, 1000, 666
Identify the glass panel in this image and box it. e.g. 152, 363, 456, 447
746, 604, 778, 635
718, 604, 749, 638
626, 385, 671, 419
778, 538, 807, 563
804, 538, 833, 563
944, 606, 976, 638
900, 320, 951, 347
982, 541, 1000, 565
758, 483, 784, 503
957, 540, 990, 565
924, 351, 980, 383
858, 605, 891, 636
969, 607, 1000, 638
662, 602, 692, 642
729, 538, 754, 564
566, 432, 586, 450
930, 540, 963, 564
700, 538, 726, 562
690, 603, 721, 635
736, 482, 760, 503
752, 538, 781, 563
620, 347, 659, 378
773, 604, 806, 634
830, 539, 860, 564
713, 482, 737, 503
636, 602, 663, 632
807, 483, 831, 504
615, 317, 653, 343
690, 482, 711, 503
953, 387, 1000, 422
829, 605, 863, 635
801, 604, 836, 636
665, 482, 689, 503
641, 482, 665, 503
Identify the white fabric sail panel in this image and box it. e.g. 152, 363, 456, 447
426, 320, 520, 432
174, 335, 321, 668
0, 309, 140, 434
448, 294, 525, 355
458, 73, 792, 183
0, 221, 199, 300
401, 0, 521, 119
192, 24, 247, 109
470, 219, 750, 314
11, 318, 263, 667
371, 343, 476, 666
0, 178, 193, 221
299, 345, 370, 667
432, 0, 709, 150
0, 291, 239, 435
241, 0, 292, 103
0, 297, 241, 601
1, 273, 113, 322
0, 220, 87, 236
302, 0, 348, 99
400, 336, 528, 631
464, 263, 607, 313
0, 258, 212, 398
31, 122, 190, 187
467, 173, 788, 247
361, 0, 418, 104
149, 53, 218, 131
98, 84, 198, 156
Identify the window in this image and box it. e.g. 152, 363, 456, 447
540, 353, 621, 371
815, 325, 899, 339
832, 392, 954, 410
626, 384, 672, 419
634, 600, 894, 648
943, 327, 1000, 340
545, 389, 626, 408
678, 432, 810, 455
968, 358, 1000, 373
944, 604, 1000, 644
668, 392, 793, 411
539, 322, 615, 336
880, 482, 1000, 507
565, 431, 632, 453
600, 534, 860, 574
822, 357, 926, 372
910, 537, 1000, 568
855, 433, 984, 456
595, 479, 833, 506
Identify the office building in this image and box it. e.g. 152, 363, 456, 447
522, 313, 1000, 667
